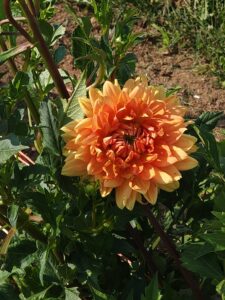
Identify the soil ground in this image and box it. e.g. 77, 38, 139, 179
1, 3, 225, 134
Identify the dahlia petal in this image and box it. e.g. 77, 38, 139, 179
162, 165, 181, 181
126, 190, 137, 210
129, 85, 145, 99
75, 118, 92, 130
103, 81, 121, 101
153, 156, 177, 168
87, 158, 104, 175
89, 87, 103, 104
152, 167, 173, 185
139, 166, 155, 180
129, 177, 150, 194
144, 183, 158, 204
174, 135, 197, 151
159, 181, 180, 192
171, 145, 188, 161
174, 156, 198, 170
103, 178, 123, 188
116, 181, 132, 209
78, 97, 93, 117
187, 144, 198, 154
61, 159, 87, 176
123, 79, 136, 92
100, 181, 113, 197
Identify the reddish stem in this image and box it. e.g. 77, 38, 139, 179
145, 206, 205, 300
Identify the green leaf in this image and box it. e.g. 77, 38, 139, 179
90, 286, 115, 300
63, 72, 86, 123
65, 287, 81, 300
141, 274, 162, 300
203, 232, 225, 252
0, 283, 19, 300
0, 271, 10, 284
181, 245, 223, 281
39, 250, 49, 286
39, 101, 60, 155
116, 53, 137, 84
194, 125, 220, 170
216, 279, 225, 299
27, 284, 54, 300
196, 111, 223, 131
54, 45, 67, 64
0, 134, 28, 164
0, 42, 32, 65
8, 204, 19, 227
38, 20, 53, 45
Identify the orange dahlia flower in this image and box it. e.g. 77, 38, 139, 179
61, 77, 198, 210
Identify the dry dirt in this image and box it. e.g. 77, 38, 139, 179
1, 3, 225, 134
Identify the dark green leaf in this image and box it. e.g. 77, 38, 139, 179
116, 53, 137, 84
196, 111, 224, 131
39, 101, 60, 155
181, 246, 223, 281
63, 71, 86, 123
141, 274, 162, 300
0, 134, 28, 164
0, 283, 19, 300
203, 232, 225, 252
54, 45, 67, 64
8, 204, 19, 228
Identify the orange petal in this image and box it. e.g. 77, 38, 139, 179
79, 97, 93, 117
174, 134, 197, 151
174, 156, 198, 171
115, 180, 132, 209
129, 177, 150, 194
152, 167, 173, 185
144, 183, 158, 204
171, 145, 188, 161
89, 87, 103, 104
103, 81, 121, 102
100, 181, 113, 197
139, 166, 155, 180
62, 158, 87, 176
126, 190, 137, 210
161, 165, 181, 181
158, 181, 180, 192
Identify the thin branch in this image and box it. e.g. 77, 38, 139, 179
145, 206, 205, 300
3, 0, 33, 43
127, 224, 158, 277
18, 0, 70, 99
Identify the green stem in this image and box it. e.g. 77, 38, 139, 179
17, 0, 70, 99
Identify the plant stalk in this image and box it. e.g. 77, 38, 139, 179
3, 0, 33, 43
145, 206, 205, 300
17, 0, 70, 99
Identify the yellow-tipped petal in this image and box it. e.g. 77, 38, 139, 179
79, 97, 93, 117
144, 183, 158, 204
61, 159, 87, 176
159, 181, 180, 192
174, 156, 198, 171
116, 180, 132, 209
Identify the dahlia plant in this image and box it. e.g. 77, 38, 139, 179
0, 1, 224, 300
